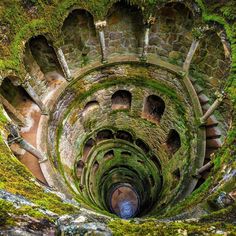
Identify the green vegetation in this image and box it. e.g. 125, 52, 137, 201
108, 219, 236, 236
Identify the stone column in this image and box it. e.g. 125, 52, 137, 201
18, 138, 48, 163
200, 91, 225, 124
0, 95, 25, 125
7, 124, 47, 163
141, 16, 155, 60
183, 39, 200, 73
194, 161, 213, 178
95, 20, 107, 63
56, 47, 72, 80
22, 74, 48, 115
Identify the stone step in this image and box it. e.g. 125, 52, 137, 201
205, 115, 219, 127
206, 126, 221, 139
202, 103, 210, 113
194, 84, 204, 95
206, 138, 222, 149
198, 93, 210, 105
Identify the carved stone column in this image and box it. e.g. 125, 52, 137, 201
183, 39, 200, 73
22, 74, 48, 115
194, 161, 213, 178
7, 124, 47, 163
95, 20, 107, 63
200, 91, 225, 124
56, 47, 72, 80
141, 16, 155, 60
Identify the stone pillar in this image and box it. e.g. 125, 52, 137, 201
22, 74, 48, 115
141, 16, 155, 60
0, 95, 25, 125
200, 91, 225, 124
7, 124, 47, 163
56, 47, 72, 80
18, 138, 48, 163
95, 20, 107, 63
183, 39, 200, 73
194, 161, 213, 178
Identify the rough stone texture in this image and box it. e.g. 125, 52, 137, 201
149, 3, 194, 65
61, 9, 100, 74
106, 2, 144, 56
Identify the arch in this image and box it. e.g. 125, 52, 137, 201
135, 139, 149, 154
166, 129, 181, 154
92, 160, 99, 174
27, 35, 62, 74
97, 129, 113, 142
121, 151, 131, 157
104, 150, 114, 160
190, 31, 229, 87
149, 2, 194, 63
143, 95, 165, 122
106, 1, 144, 55
83, 101, 100, 116
61, 9, 99, 69
116, 130, 133, 143
76, 160, 85, 178
83, 138, 96, 161
0, 77, 32, 124
111, 90, 132, 110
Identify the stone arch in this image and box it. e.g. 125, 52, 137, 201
116, 130, 133, 143
92, 160, 99, 174
135, 139, 149, 154
83, 138, 96, 161
143, 95, 165, 123
61, 9, 99, 70
166, 129, 181, 154
111, 90, 132, 110
106, 0, 144, 55
0, 77, 31, 125
83, 101, 100, 116
104, 150, 114, 160
76, 160, 85, 178
96, 129, 113, 142
190, 31, 230, 89
26, 35, 62, 75
149, 2, 194, 64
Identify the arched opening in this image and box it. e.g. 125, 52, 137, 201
24, 35, 65, 95
143, 95, 165, 122
83, 138, 96, 161
104, 150, 114, 160
116, 130, 133, 143
106, 1, 144, 55
121, 151, 131, 157
92, 161, 99, 174
97, 129, 113, 142
62, 9, 99, 69
190, 31, 230, 89
0, 78, 31, 125
111, 90, 132, 110
150, 3, 193, 63
83, 101, 100, 116
135, 139, 149, 154
28, 36, 61, 75
150, 155, 162, 170
76, 160, 85, 178
166, 129, 181, 154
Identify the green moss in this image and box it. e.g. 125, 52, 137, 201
108, 219, 236, 236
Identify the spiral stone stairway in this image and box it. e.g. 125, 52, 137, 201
0, 0, 235, 235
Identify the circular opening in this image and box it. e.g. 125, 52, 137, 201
109, 184, 140, 219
